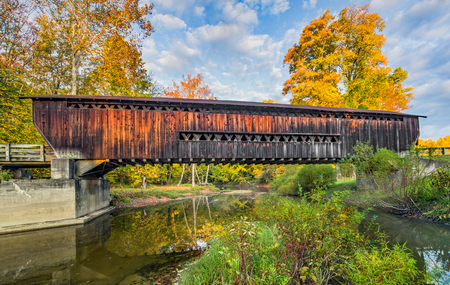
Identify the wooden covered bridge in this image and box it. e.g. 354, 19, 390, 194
14, 95, 424, 178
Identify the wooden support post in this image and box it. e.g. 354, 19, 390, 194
5, 144, 10, 162
40, 145, 45, 161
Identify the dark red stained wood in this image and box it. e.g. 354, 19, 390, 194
30, 99, 422, 161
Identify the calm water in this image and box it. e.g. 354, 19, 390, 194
1, 194, 450, 284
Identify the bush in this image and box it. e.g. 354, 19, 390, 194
181, 218, 290, 285
344, 245, 421, 284
269, 164, 337, 194
295, 164, 337, 192
0, 167, 11, 180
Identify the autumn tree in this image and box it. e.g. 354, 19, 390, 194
262, 99, 278, 104
34, 0, 154, 95
0, 0, 44, 143
418, 136, 450, 148
283, 4, 413, 112
79, 35, 157, 97
163, 73, 216, 100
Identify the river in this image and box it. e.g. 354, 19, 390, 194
1, 194, 449, 284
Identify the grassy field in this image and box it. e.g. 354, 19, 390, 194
111, 184, 220, 204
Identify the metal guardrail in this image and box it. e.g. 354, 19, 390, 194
0, 144, 56, 162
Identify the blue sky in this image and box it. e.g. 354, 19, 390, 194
142, 0, 450, 140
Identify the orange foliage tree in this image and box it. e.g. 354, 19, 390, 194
163, 73, 216, 100
283, 4, 413, 112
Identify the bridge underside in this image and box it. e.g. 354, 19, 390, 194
81, 157, 338, 178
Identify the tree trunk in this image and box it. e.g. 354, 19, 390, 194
205, 196, 213, 235
192, 164, 195, 187
195, 165, 202, 184
177, 164, 185, 186
142, 175, 147, 189
71, 52, 78, 95
166, 165, 173, 185
181, 202, 193, 244
205, 165, 210, 184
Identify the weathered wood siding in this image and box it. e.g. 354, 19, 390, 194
30, 97, 421, 164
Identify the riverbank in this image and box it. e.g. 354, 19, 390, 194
345, 188, 450, 226
111, 185, 265, 208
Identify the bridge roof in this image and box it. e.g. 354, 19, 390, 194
20, 95, 426, 118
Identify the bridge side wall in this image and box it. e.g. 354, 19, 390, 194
32, 100, 420, 161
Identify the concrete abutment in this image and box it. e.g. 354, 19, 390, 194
0, 159, 110, 228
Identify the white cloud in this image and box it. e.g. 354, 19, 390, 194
142, 38, 159, 57
244, 0, 290, 15
194, 6, 205, 16
152, 14, 187, 30
187, 22, 245, 46
371, 0, 405, 13
222, 1, 258, 25
235, 34, 269, 54
270, 66, 282, 78
266, 0, 290, 15
302, 0, 317, 9
151, 0, 195, 14
155, 41, 200, 72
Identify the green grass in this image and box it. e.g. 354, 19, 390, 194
326, 179, 357, 195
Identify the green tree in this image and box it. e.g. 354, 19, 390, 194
283, 4, 413, 112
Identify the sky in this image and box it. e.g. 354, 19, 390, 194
141, 0, 450, 140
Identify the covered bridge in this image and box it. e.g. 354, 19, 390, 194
21, 95, 424, 178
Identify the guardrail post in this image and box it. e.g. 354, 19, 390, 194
5, 144, 10, 162
40, 145, 45, 161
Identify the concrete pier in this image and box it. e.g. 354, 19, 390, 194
0, 159, 110, 228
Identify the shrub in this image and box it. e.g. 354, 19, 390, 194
269, 165, 337, 194
430, 165, 450, 191
0, 167, 11, 180
181, 217, 290, 285
295, 164, 337, 192
344, 244, 420, 284
269, 165, 301, 194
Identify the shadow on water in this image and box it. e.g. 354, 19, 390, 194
0, 194, 255, 284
